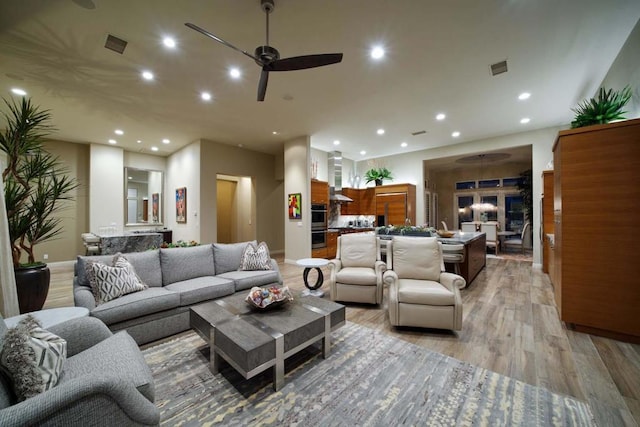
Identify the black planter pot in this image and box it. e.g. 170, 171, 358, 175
375, 179, 383, 186
15, 264, 50, 314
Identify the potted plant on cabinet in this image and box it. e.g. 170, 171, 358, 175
570, 86, 632, 128
364, 167, 393, 186
1, 97, 79, 313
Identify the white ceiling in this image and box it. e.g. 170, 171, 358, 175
1, 0, 639, 161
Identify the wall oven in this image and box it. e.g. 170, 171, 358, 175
311, 230, 327, 249
311, 204, 327, 230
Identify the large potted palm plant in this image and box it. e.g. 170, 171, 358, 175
1, 97, 78, 313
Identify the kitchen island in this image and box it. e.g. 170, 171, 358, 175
379, 231, 486, 286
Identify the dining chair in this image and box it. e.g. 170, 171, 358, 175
480, 222, 499, 254
503, 222, 530, 254
461, 223, 476, 233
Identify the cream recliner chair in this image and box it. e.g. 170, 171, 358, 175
328, 233, 386, 304
384, 236, 464, 330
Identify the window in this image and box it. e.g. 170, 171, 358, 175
457, 195, 474, 229
505, 194, 524, 231
479, 195, 498, 221
502, 177, 521, 187
456, 181, 476, 190
478, 179, 500, 188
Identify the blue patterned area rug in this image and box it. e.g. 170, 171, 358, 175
143, 322, 596, 426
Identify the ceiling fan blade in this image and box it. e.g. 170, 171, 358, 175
268, 53, 343, 72
185, 23, 262, 63
257, 68, 269, 102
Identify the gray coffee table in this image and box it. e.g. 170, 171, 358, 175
190, 290, 345, 391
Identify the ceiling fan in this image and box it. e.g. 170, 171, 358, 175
185, 0, 343, 101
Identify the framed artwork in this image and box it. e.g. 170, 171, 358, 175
152, 193, 159, 223
288, 193, 301, 219
176, 187, 187, 223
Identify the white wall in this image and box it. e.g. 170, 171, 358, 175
284, 136, 311, 263
166, 141, 201, 243
600, 19, 640, 119
310, 148, 328, 182
89, 144, 123, 234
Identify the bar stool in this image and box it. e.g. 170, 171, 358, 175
81, 233, 101, 255
441, 243, 465, 288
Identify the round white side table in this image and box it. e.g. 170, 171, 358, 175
296, 258, 329, 297
5, 307, 90, 329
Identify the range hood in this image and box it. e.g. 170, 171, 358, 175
328, 151, 353, 203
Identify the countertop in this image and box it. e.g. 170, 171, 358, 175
328, 227, 375, 232
378, 231, 485, 244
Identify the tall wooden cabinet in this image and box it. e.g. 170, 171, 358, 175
310, 180, 329, 204
375, 184, 416, 226
553, 118, 640, 342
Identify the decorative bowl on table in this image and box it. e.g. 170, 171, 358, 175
437, 230, 456, 238
246, 286, 293, 310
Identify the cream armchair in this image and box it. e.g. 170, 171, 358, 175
328, 233, 386, 304
383, 236, 464, 331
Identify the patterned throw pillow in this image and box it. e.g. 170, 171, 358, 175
239, 241, 273, 271
87, 254, 148, 304
0, 315, 66, 402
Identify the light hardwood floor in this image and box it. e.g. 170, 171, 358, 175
46, 256, 640, 426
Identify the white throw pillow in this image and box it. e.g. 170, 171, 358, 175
0, 315, 66, 402
239, 242, 273, 271
88, 254, 148, 304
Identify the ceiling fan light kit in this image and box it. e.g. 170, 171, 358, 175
186, 0, 343, 101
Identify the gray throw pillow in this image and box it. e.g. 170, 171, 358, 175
87, 254, 148, 304
0, 315, 66, 402
239, 242, 273, 271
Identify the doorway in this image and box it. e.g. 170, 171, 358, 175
216, 174, 255, 243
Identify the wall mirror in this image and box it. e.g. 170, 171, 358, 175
124, 167, 163, 226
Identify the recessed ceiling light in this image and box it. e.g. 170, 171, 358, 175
370, 46, 385, 60
141, 70, 154, 80
128, 176, 132, 180
114, 129, 123, 135
162, 138, 170, 144
400, 142, 408, 148
162, 37, 176, 48
272, 131, 278, 135
136, 140, 142, 143
108, 139, 117, 144
520, 118, 530, 124
151, 146, 159, 152
200, 91, 212, 101
452, 131, 461, 138
360, 150, 366, 155
436, 113, 446, 121
229, 68, 241, 79
376, 128, 385, 135
238, 144, 244, 148
11, 88, 26, 96
333, 140, 340, 145
518, 92, 531, 100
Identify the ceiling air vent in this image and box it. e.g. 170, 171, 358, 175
105, 34, 128, 54
411, 130, 427, 136
490, 60, 508, 76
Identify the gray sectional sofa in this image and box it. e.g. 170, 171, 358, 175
74, 241, 282, 345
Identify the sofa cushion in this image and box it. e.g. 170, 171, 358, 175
76, 254, 114, 288
120, 250, 162, 287
164, 276, 235, 306
90, 288, 180, 325
61, 331, 154, 402
397, 279, 455, 306
217, 269, 281, 292
336, 267, 378, 285
0, 315, 66, 402
392, 237, 442, 281
239, 242, 272, 271
87, 257, 148, 304
160, 245, 216, 286
213, 241, 257, 274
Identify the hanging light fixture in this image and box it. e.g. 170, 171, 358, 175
470, 154, 496, 211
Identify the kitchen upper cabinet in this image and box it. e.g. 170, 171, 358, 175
360, 188, 376, 215
340, 188, 360, 215
311, 180, 329, 205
